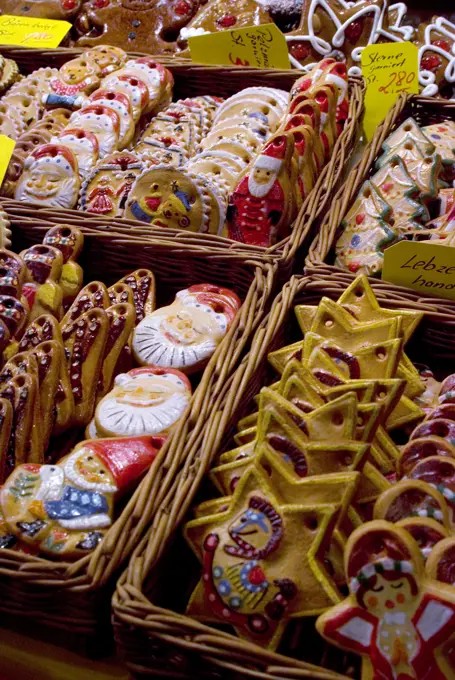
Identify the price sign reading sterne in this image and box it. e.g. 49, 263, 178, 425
188, 23, 290, 70
361, 41, 419, 141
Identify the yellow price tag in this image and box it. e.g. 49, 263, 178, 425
383, 240, 455, 301
0, 15, 71, 48
361, 41, 419, 141
0, 135, 15, 187
188, 23, 290, 70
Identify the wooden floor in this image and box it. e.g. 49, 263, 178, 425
0, 628, 128, 680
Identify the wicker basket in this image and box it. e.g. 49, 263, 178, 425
112, 271, 455, 678
0, 205, 277, 654
0, 46, 364, 275
306, 93, 455, 306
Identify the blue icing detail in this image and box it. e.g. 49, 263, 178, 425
351, 234, 361, 247
431, 134, 441, 139
218, 580, 231, 596
229, 596, 242, 609
213, 566, 224, 579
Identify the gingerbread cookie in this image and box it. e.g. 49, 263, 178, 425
80, 152, 146, 217
317, 521, 455, 680
133, 284, 240, 374
15, 144, 80, 210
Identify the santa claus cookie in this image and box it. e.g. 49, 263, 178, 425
227, 132, 294, 246
99, 73, 149, 123
0, 435, 164, 557
95, 366, 191, 438
79, 152, 146, 217
53, 128, 100, 178
68, 104, 121, 158
88, 89, 135, 148
15, 143, 80, 210
132, 284, 241, 374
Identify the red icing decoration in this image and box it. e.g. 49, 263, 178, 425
432, 39, 451, 52
175, 0, 191, 15
93, 0, 109, 7
248, 565, 266, 585
356, 213, 365, 225
217, 15, 237, 28
345, 18, 364, 44
382, 182, 393, 193
61, 0, 76, 8
421, 55, 443, 72
349, 262, 361, 273
289, 43, 310, 61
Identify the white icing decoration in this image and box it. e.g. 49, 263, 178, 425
416, 600, 454, 641
338, 617, 374, 646
59, 513, 112, 530
63, 449, 118, 494
180, 26, 209, 40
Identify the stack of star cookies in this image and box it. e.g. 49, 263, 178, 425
182, 273, 441, 650
335, 116, 455, 276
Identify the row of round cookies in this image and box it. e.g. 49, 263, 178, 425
178, 273, 455, 679
6, 55, 350, 246
0, 214, 241, 558
335, 116, 455, 276
1, 0, 454, 98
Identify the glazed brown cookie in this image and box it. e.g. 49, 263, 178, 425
75, 0, 199, 55
61, 307, 109, 425
116, 269, 155, 322
61, 281, 109, 327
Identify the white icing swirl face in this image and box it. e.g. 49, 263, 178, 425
15, 158, 79, 209
179, 27, 209, 40
132, 296, 228, 371
95, 371, 190, 437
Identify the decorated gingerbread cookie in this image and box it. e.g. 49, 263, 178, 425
54, 128, 100, 178
80, 152, 146, 217
132, 284, 240, 374
95, 366, 191, 437
0, 435, 163, 557
316, 520, 455, 680
15, 144, 80, 210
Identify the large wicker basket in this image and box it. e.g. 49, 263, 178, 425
0, 205, 277, 654
306, 93, 455, 306
1, 46, 364, 275
113, 272, 455, 678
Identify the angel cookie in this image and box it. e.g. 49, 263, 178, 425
132, 284, 241, 374
317, 520, 455, 680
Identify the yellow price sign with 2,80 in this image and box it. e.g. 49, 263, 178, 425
361, 41, 419, 141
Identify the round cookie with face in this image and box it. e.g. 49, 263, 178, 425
15, 144, 80, 209
54, 128, 100, 178
132, 284, 241, 373
94, 366, 191, 438
49, 55, 102, 97
125, 165, 211, 230
80, 152, 146, 217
